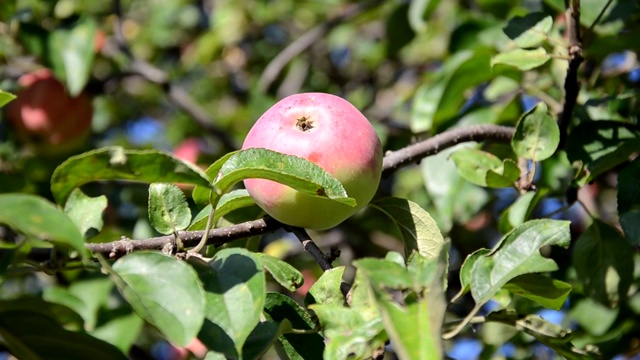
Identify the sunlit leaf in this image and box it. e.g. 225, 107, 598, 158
216, 148, 356, 206
306, 267, 346, 306
48, 17, 97, 96
194, 248, 265, 358
0, 89, 16, 108
51, 146, 211, 205
311, 304, 385, 360
64, 189, 108, 238
370, 197, 444, 259
412, 50, 495, 133
503, 12, 553, 48
0, 194, 85, 255
111, 252, 205, 347
470, 220, 570, 305
499, 190, 548, 233
492, 48, 551, 70
192, 151, 239, 205
253, 253, 304, 292
451, 149, 519, 188
91, 313, 144, 353
512, 102, 559, 161
189, 189, 257, 230
43, 276, 113, 330
148, 183, 191, 235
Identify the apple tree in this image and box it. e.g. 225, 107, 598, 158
0, 0, 639, 359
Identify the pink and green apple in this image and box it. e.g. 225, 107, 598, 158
242, 92, 382, 229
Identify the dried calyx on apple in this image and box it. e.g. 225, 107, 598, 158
242, 92, 383, 230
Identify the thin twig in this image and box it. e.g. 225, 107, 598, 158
382, 125, 515, 176
287, 226, 351, 297
582, 0, 613, 42
557, 0, 583, 149
110, 0, 237, 150
258, 0, 384, 93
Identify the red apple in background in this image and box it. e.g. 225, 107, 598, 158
241, 92, 383, 230
173, 138, 202, 165
6, 69, 93, 155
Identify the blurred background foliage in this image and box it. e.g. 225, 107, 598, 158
1, 0, 640, 359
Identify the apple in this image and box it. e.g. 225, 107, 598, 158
241, 92, 382, 229
173, 138, 202, 165
6, 69, 92, 155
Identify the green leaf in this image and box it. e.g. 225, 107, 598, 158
567, 121, 640, 184
253, 253, 304, 292
492, 48, 551, 71
470, 219, 570, 305
242, 321, 281, 360
189, 189, 257, 230
43, 276, 113, 330
111, 252, 205, 347
216, 148, 356, 206
569, 297, 619, 337
370, 197, 445, 259
194, 248, 265, 358
487, 311, 599, 360
451, 149, 519, 188
512, 102, 559, 161
264, 293, 324, 360
48, 17, 97, 96
0, 194, 85, 255
148, 183, 191, 235
572, 220, 634, 307
451, 148, 502, 186
451, 248, 491, 302
0, 298, 84, 329
498, 190, 547, 233
411, 49, 495, 133
354, 258, 413, 290
380, 249, 448, 360
64, 189, 108, 238
0, 310, 127, 360
421, 146, 490, 232
617, 157, 640, 245
503, 273, 572, 310
51, 146, 211, 205
91, 313, 144, 353
310, 304, 385, 360
0, 89, 16, 108
503, 12, 553, 48
192, 150, 240, 205
486, 159, 521, 188
306, 267, 346, 306
408, 0, 441, 33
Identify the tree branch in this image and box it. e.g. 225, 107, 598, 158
558, 0, 583, 149
258, 0, 384, 93
287, 226, 351, 297
86, 217, 281, 258
86, 124, 515, 261
382, 125, 515, 176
